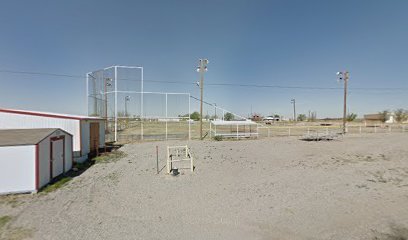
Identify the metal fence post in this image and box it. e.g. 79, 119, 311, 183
236, 124, 239, 140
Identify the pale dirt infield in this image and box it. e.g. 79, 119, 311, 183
1, 133, 408, 240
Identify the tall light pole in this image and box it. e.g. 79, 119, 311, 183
125, 95, 131, 117
291, 99, 296, 122
337, 71, 349, 134
125, 95, 131, 128
104, 78, 113, 132
214, 103, 217, 120
196, 59, 209, 140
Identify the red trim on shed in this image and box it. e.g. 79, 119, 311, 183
0, 108, 103, 121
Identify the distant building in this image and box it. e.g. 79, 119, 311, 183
263, 116, 280, 124
364, 113, 395, 124
251, 114, 262, 122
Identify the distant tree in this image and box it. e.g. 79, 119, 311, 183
224, 112, 234, 121
273, 114, 280, 118
190, 111, 201, 121
394, 108, 408, 123
308, 111, 317, 122
346, 113, 358, 122
378, 110, 389, 123
297, 114, 307, 121
204, 114, 210, 120
117, 111, 127, 117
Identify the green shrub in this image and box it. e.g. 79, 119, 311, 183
214, 135, 223, 141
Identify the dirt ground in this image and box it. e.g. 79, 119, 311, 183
1, 133, 408, 240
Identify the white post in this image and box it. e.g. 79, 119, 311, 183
165, 93, 168, 140
389, 125, 392, 133
86, 73, 89, 116
114, 66, 118, 142
222, 110, 225, 121
188, 94, 191, 140
166, 147, 170, 174
374, 125, 377, 133
288, 127, 291, 136
268, 128, 270, 137
141, 67, 144, 140
359, 125, 362, 134
307, 127, 310, 135
236, 124, 239, 140
209, 121, 212, 138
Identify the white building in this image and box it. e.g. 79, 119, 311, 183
0, 128, 73, 194
0, 108, 105, 162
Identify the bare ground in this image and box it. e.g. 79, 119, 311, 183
1, 133, 408, 240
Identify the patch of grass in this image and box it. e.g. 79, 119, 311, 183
213, 135, 223, 141
0, 195, 23, 208
93, 150, 127, 164
73, 161, 92, 171
41, 176, 73, 193
0, 215, 12, 229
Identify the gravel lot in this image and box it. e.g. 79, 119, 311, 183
1, 133, 408, 240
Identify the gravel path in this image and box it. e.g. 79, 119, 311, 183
1, 133, 408, 240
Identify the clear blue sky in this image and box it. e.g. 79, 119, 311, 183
0, 0, 407, 119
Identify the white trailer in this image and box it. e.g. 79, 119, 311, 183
0, 128, 73, 194
0, 108, 105, 162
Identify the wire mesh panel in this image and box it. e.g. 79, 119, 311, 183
87, 66, 191, 143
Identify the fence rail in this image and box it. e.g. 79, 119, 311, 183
257, 123, 408, 138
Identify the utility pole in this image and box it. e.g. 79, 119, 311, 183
214, 103, 217, 120
337, 71, 349, 134
196, 59, 209, 140
291, 99, 296, 122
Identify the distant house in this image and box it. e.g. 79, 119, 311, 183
251, 114, 262, 122
263, 116, 280, 124
364, 113, 395, 124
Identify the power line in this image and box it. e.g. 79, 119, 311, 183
1, 69, 408, 91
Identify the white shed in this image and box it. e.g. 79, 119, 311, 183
0, 128, 73, 194
0, 108, 105, 162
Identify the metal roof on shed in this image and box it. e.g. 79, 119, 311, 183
0, 108, 104, 121
0, 128, 71, 147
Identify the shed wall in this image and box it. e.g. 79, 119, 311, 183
0, 145, 36, 194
